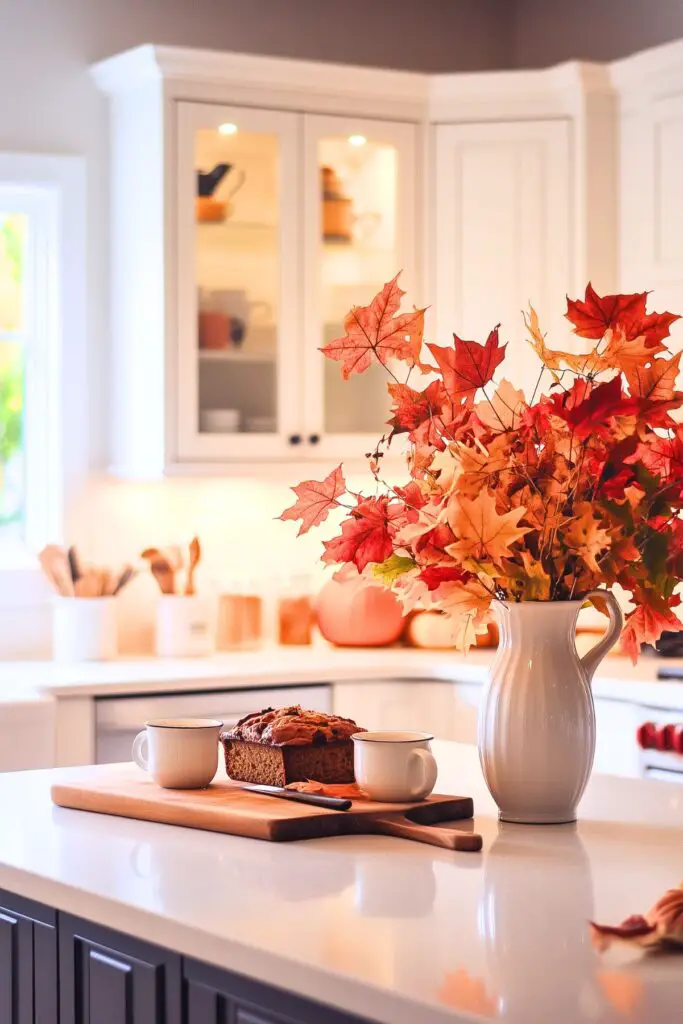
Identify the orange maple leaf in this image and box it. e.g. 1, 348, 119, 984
562, 503, 611, 573
524, 305, 606, 376
625, 351, 682, 401
445, 490, 530, 564
320, 273, 427, 379
280, 465, 345, 535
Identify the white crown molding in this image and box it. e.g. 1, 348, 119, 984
91, 43, 430, 107
610, 36, 683, 96
429, 61, 613, 122
91, 45, 617, 122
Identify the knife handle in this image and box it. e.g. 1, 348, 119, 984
283, 790, 352, 811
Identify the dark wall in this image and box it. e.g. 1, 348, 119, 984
512, 0, 683, 67
34, 0, 513, 72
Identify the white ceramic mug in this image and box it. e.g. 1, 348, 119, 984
352, 731, 438, 802
132, 718, 223, 789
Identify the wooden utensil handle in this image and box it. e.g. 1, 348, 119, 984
370, 814, 483, 852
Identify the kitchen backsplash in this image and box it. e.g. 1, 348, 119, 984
64, 473, 364, 654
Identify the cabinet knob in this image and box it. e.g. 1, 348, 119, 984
288, 434, 302, 446
308, 434, 321, 445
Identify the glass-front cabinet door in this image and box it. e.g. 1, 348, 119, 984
176, 102, 300, 461
303, 115, 419, 460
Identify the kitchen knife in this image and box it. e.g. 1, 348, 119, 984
239, 783, 352, 811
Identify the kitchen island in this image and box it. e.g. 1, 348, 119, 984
0, 742, 681, 1024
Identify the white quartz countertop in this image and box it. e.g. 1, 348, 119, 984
3, 645, 683, 709
0, 743, 682, 1024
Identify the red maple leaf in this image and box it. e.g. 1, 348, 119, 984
621, 603, 683, 664
388, 380, 464, 450
566, 284, 648, 339
414, 522, 457, 564
419, 565, 473, 590
427, 327, 506, 402
388, 380, 446, 433
320, 274, 427, 379
280, 465, 345, 536
551, 376, 633, 439
322, 496, 403, 572
394, 481, 428, 522
637, 310, 681, 346
566, 283, 680, 346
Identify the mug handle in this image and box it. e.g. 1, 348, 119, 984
408, 748, 438, 799
132, 730, 149, 772
580, 590, 624, 682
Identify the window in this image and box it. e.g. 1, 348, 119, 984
0, 155, 85, 561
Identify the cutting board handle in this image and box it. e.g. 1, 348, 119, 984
369, 813, 483, 852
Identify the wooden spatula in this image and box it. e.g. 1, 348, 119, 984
185, 536, 201, 595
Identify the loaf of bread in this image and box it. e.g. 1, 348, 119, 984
221, 706, 364, 787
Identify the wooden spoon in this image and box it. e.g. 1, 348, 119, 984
185, 536, 201, 595
140, 548, 177, 595
39, 546, 74, 597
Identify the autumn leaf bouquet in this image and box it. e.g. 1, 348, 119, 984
281, 274, 683, 661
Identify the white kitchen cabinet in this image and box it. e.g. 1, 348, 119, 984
91, 47, 423, 477
614, 41, 683, 325
92, 46, 619, 477
431, 64, 618, 398
434, 120, 571, 396
0, 700, 55, 772
333, 680, 459, 741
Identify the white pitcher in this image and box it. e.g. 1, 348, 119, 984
478, 593, 623, 824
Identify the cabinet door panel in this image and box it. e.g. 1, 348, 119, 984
0, 901, 57, 1024
87, 951, 133, 1024
185, 979, 227, 1023
60, 914, 181, 1024
303, 114, 420, 460
435, 120, 571, 398
176, 101, 301, 463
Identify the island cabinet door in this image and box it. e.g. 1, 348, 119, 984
183, 956, 371, 1024
0, 889, 58, 1024
59, 914, 181, 1024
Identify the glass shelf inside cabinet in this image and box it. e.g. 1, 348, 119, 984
195, 127, 280, 435
318, 136, 399, 435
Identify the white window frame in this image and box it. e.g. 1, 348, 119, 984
0, 153, 86, 567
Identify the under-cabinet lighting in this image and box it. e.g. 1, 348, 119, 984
218, 122, 238, 135
348, 134, 367, 147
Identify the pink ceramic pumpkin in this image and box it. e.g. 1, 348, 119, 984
315, 578, 404, 647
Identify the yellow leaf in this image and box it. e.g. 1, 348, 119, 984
524, 305, 607, 377
446, 490, 531, 565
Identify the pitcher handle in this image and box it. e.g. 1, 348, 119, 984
580, 590, 624, 682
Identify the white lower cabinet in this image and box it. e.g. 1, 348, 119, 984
334, 680, 454, 740
0, 701, 56, 772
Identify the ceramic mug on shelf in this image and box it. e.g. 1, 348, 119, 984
352, 731, 438, 802
132, 718, 223, 789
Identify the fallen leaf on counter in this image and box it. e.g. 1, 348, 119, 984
437, 969, 499, 1017
285, 781, 368, 800
590, 882, 683, 952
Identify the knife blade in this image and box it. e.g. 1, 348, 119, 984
239, 783, 352, 811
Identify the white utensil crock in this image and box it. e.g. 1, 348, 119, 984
478, 593, 623, 824
52, 597, 118, 662
155, 595, 216, 657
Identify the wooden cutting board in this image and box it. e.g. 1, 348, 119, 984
51, 763, 482, 852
